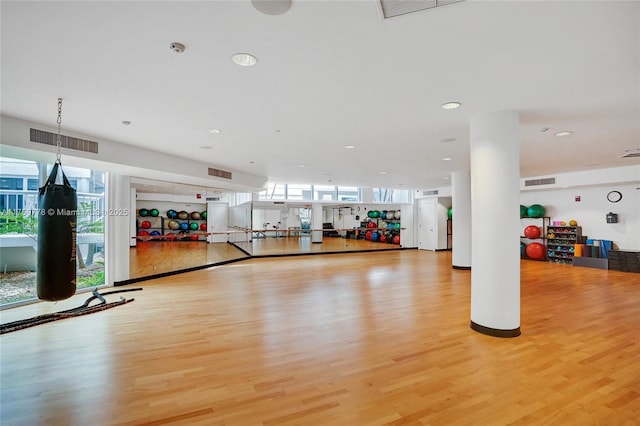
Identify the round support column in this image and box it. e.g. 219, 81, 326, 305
470, 111, 521, 338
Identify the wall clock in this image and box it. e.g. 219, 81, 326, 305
607, 190, 622, 203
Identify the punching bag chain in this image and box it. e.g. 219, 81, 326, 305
56, 97, 63, 164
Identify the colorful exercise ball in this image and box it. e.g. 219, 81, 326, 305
371, 232, 379, 241
386, 211, 395, 220
367, 210, 374, 218
178, 211, 189, 220
168, 220, 180, 230
150, 208, 160, 217
139, 208, 149, 217
190, 211, 201, 220
394, 223, 401, 229
137, 230, 149, 236
394, 210, 400, 220
201, 211, 207, 219
167, 209, 178, 219
393, 235, 400, 245
380, 234, 387, 243
447, 208, 452, 220
365, 231, 372, 240
150, 230, 161, 236
140, 220, 151, 229
525, 242, 545, 260
569, 219, 578, 226
200, 223, 207, 231
180, 222, 189, 231
523, 225, 541, 239
527, 204, 546, 218
372, 210, 380, 218
189, 235, 199, 241
388, 223, 394, 229
520, 205, 528, 218
367, 222, 377, 228
380, 211, 387, 219
189, 222, 199, 230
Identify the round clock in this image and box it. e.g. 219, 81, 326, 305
607, 190, 622, 203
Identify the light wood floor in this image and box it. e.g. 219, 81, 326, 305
130, 237, 401, 279
1, 251, 638, 425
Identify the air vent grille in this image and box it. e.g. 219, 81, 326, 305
380, 0, 464, 19
206, 197, 221, 201
208, 167, 232, 180
30, 128, 98, 154
525, 177, 556, 187
620, 149, 640, 158
423, 190, 439, 196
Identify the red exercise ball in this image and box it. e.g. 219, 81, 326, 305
200, 223, 207, 231
365, 231, 372, 240
189, 235, 199, 241
367, 222, 377, 228
523, 225, 541, 239
137, 230, 149, 236
393, 235, 400, 245
140, 220, 151, 229
525, 242, 545, 260
380, 234, 387, 243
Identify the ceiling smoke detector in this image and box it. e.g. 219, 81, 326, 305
170, 42, 185, 53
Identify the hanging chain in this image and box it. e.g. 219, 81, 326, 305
56, 98, 63, 164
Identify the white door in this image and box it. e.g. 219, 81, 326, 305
418, 198, 436, 250
207, 203, 229, 243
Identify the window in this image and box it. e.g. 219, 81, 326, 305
373, 188, 411, 203
0, 157, 106, 307
286, 184, 312, 201
338, 186, 359, 202
258, 183, 286, 200
313, 185, 337, 201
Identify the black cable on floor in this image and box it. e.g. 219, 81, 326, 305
0, 287, 143, 335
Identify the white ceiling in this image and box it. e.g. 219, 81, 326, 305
1, 0, 639, 191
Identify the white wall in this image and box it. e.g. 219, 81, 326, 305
520, 182, 639, 250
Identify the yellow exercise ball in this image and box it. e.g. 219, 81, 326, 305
569, 219, 578, 226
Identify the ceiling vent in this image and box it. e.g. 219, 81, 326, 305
208, 167, 232, 180
524, 177, 556, 187
380, 0, 464, 19
30, 128, 98, 154
423, 190, 439, 196
620, 149, 640, 158
206, 196, 221, 201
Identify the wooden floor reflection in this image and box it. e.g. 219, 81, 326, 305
129, 236, 403, 279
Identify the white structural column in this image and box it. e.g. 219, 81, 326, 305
451, 170, 471, 269
106, 174, 131, 284
311, 203, 323, 243
469, 111, 521, 337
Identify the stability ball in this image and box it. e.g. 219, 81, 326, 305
140, 220, 151, 229
569, 219, 578, 226
527, 204, 546, 218
190, 211, 201, 220
139, 208, 149, 217
189, 222, 198, 230
137, 230, 149, 236
180, 222, 189, 231
167, 220, 180, 230
447, 208, 452, 220
393, 235, 400, 245
523, 225, 541, 239
150, 208, 160, 217
380, 234, 387, 243
367, 222, 377, 228
380, 211, 387, 220
365, 231, 372, 240
200, 223, 207, 231
150, 230, 161, 236
371, 232, 379, 241
394, 210, 401, 220
367, 210, 374, 218
178, 211, 189, 220
520, 205, 528, 218
386, 210, 395, 220
526, 242, 545, 260
167, 209, 178, 219
201, 211, 207, 219
189, 235, 199, 241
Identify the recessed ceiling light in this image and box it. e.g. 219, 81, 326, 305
232, 53, 258, 67
554, 131, 572, 137
208, 128, 221, 134
379, 171, 387, 175
441, 102, 461, 110
121, 120, 131, 126
443, 176, 450, 180
344, 145, 355, 149
199, 145, 213, 150
440, 138, 456, 143
442, 157, 452, 161
297, 164, 307, 168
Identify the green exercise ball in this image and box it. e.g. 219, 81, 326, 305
447, 208, 452, 220
520, 205, 528, 218
527, 204, 546, 218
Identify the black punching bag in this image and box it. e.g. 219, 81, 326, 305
37, 162, 77, 301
